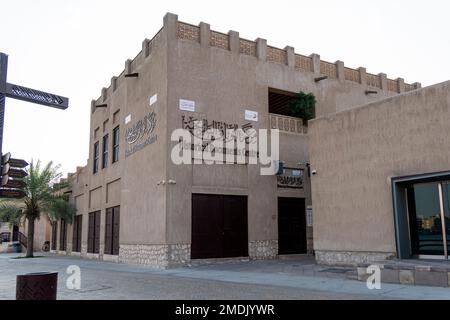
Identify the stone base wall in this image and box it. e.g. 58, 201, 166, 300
315, 250, 395, 266
249, 240, 278, 260
168, 244, 191, 267
54, 241, 292, 267
81, 244, 87, 256
119, 244, 191, 268
103, 254, 119, 263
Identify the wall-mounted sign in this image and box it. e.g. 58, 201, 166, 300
245, 110, 258, 122
125, 111, 157, 158
181, 115, 255, 143
179, 99, 195, 112
179, 115, 258, 163
306, 206, 313, 227
149, 94, 157, 106
125, 114, 131, 124
277, 167, 304, 189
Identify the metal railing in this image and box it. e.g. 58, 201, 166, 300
0, 232, 11, 243
18, 231, 27, 248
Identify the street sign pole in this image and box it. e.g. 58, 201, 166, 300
0, 53, 8, 163
0, 51, 69, 199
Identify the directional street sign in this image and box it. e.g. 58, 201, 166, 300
8, 158, 28, 168
0, 152, 28, 199
1, 152, 10, 164
4, 83, 68, 110
0, 188, 26, 199
7, 168, 27, 179
1, 175, 26, 189
1, 163, 9, 176
0, 52, 69, 169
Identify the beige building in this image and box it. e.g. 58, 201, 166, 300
48, 13, 420, 268
310, 81, 450, 265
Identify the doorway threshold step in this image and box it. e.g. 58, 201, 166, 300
356, 259, 450, 288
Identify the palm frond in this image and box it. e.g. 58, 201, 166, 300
48, 198, 77, 224
0, 201, 24, 227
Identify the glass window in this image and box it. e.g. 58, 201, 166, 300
102, 134, 109, 169
112, 126, 119, 163
93, 141, 99, 174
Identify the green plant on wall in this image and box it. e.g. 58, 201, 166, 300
288, 92, 316, 125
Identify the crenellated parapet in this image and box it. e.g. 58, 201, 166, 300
175, 17, 420, 93
91, 12, 420, 111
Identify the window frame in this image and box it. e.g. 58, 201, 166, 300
102, 134, 109, 169
93, 141, 99, 174
112, 126, 119, 163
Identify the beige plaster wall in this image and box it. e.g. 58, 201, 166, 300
309, 81, 450, 257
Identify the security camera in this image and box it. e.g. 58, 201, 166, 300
311, 170, 317, 175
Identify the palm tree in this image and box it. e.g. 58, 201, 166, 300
0, 160, 76, 257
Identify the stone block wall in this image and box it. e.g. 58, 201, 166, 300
249, 240, 278, 260
316, 250, 395, 266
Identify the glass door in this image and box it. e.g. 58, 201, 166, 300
408, 182, 447, 259
441, 182, 450, 257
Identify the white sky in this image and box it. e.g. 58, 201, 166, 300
1, 0, 449, 175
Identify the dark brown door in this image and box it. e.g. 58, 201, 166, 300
105, 208, 113, 255
278, 197, 307, 255
191, 194, 248, 259
72, 215, 82, 252
222, 195, 248, 258
88, 213, 94, 253
105, 206, 120, 255
51, 222, 57, 250
88, 211, 100, 254
112, 207, 120, 255
59, 220, 67, 251
94, 211, 100, 253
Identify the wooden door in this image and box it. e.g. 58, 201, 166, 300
191, 194, 248, 259
278, 197, 307, 254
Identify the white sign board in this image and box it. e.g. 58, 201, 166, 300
245, 110, 258, 122
292, 170, 302, 177
125, 114, 131, 124
179, 99, 195, 112
149, 94, 157, 106
306, 206, 313, 227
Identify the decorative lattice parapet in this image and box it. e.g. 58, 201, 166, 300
320, 60, 337, 79
249, 240, 278, 260
367, 72, 382, 88
267, 46, 287, 65
295, 54, 313, 72
92, 13, 419, 111
344, 67, 360, 83
209, 31, 229, 50
177, 22, 200, 42
270, 113, 308, 135
239, 38, 257, 56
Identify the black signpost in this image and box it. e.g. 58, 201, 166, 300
0, 52, 69, 199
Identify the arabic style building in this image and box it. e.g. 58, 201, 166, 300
29, 13, 450, 268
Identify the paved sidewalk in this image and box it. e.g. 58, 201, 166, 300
0, 253, 449, 299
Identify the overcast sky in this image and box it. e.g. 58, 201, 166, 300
1, 0, 449, 175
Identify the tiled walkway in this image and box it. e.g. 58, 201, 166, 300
1, 253, 450, 299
